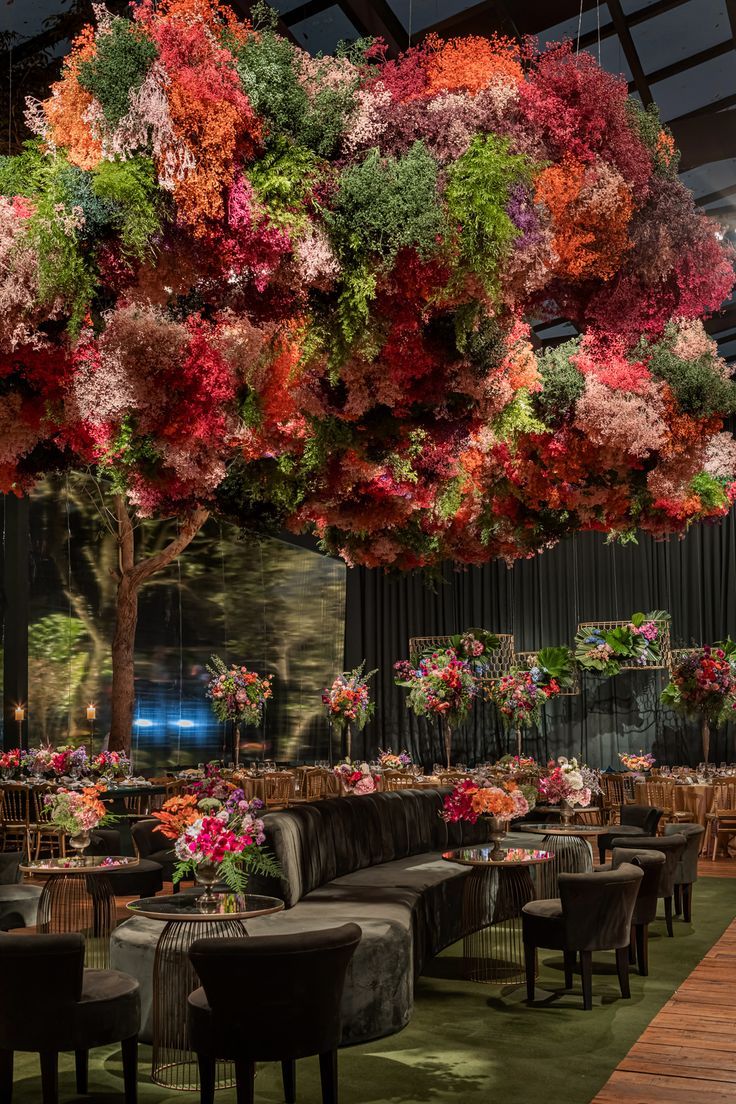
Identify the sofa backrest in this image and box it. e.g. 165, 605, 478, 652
261, 788, 490, 908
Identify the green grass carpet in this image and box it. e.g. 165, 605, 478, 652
11, 877, 736, 1104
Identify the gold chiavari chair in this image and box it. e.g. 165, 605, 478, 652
381, 771, 416, 791
0, 783, 30, 858
263, 772, 294, 809
638, 779, 690, 826
707, 781, 736, 858
31, 784, 66, 861
598, 774, 628, 825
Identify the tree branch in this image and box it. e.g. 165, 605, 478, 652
129, 507, 209, 588
114, 494, 135, 580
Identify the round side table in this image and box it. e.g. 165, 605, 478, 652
443, 846, 555, 985
21, 855, 139, 968
522, 823, 608, 898
127, 890, 284, 1091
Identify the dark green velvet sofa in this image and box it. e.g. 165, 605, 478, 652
111, 788, 495, 1045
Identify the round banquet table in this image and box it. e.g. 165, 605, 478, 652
21, 855, 139, 967
522, 823, 608, 899
127, 891, 284, 1090
634, 781, 714, 826
443, 846, 555, 984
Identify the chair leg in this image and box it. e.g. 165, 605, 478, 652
196, 1055, 216, 1104
282, 1059, 296, 1104
674, 883, 682, 917
121, 1036, 138, 1104
615, 946, 631, 999
628, 925, 636, 965
579, 950, 593, 1011
172, 880, 180, 894
319, 1050, 338, 1104
635, 923, 649, 977
0, 1050, 13, 1104
524, 942, 536, 1001
75, 1050, 89, 1094
234, 1060, 256, 1104
664, 896, 674, 937
563, 950, 576, 989
598, 842, 606, 865
683, 883, 693, 923
39, 1052, 59, 1104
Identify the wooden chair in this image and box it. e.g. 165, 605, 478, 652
705, 781, 736, 857
30, 785, 65, 861
637, 780, 689, 826
599, 774, 628, 825
381, 771, 416, 791
0, 785, 30, 859
263, 773, 294, 809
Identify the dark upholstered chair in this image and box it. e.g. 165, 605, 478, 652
131, 819, 192, 891
0, 933, 140, 1104
522, 863, 644, 1010
597, 805, 663, 864
88, 827, 164, 898
610, 847, 665, 976
611, 833, 686, 937
664, 822, 705, 922
0, 851, 41, 930
188, 924, 361, 1104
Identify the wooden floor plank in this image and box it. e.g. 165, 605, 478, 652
591, 909, 736, 1103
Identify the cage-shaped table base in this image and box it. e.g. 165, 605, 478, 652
462, 865, 537, 985
529, 832, 597, 899
36, 874, 115, 969
151, 918, 247, 1090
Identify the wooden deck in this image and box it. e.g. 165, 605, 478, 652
592, 883, 736, 1103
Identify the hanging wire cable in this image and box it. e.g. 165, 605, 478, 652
575, 0, 584, 55
408, 0, 413, 47
597, 0, 602, 64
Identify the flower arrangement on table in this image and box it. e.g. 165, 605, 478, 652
537, 757, 601, 820
494, 754, 539, 774
378, 749, 413, 770
91, 750, 131, 781
44, 784, 113, 850
26, 744, 90, 780
185, 761, 238, 803
0, 748, 25, 780
661, 640, 736, 761
333, 760, 376, 795
575, 613, 670, 676
153, 790, 280, 894
618, 751, 656, 773
441, 775, 530, 847
207, 656, 274, 726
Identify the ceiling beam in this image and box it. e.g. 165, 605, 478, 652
727, 0, 736, 45
645, 39, 733, 85
338, 0, 408, 53
228, 0, 299, 42
671, 111, 736, 172
606, 0, 653, 105
669, 93, 736, 122
696, 182, 736, 207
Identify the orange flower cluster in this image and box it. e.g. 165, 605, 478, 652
469, 786, 516, 818
424, 34, 523, 96
43, 27, 103, 170
153, 793, 199, 839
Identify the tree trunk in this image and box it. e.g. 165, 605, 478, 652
107, 496, 209, 754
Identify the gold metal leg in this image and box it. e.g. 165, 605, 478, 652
151, 918, 247, 1090
462, 865, 536, 985
36, 874, 115, 968
535, 836, 593, 899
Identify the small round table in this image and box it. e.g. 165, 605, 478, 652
127, 891, 284, 1090
523, 823, 608, 898
443, 846, 555, 985
21, 855, 139, 967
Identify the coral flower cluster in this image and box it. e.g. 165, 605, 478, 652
1, 0, 734, 567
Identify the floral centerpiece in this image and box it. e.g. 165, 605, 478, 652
44, 784, 112, 853
0, 748, 24, 780
441, 775, 530, 850
537, 757, 601, 824
394, 649, 477, 768
321, 662, 377, 759
26, 744, 90, 780
185, 761, 238, 802
333, 760, 376, 795
378, 748, 413, 770
619, 751, 656, 773
91, 750, 131, 782
154, 789, 280, 902
661, 640, 736, 762
575, 612, 670, 676
207, 655, 274, 766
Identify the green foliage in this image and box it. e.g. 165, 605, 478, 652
648, 338, 736, 419
691, 471, 729, 511
0, 141, 47, 197
27, 178, 95, 334
534, 340, 586, 422
493, 390, 547, 438
335, 264, 377, 347
326, 142, 443, 266
626, 100, 679, 176
78, 18, 157, 128
91, 157, 161, 260
445, 135, 535, 291
536, 645, 575, 688
57, 165, 117, 240
575, 611, 670, 676
29, 614, 87, 662
248, 138, 323, 228
233, 26, 310, 136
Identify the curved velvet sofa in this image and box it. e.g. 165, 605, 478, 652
111, 788, 501, 1045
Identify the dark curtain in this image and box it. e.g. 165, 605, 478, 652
345, 508, 736, 770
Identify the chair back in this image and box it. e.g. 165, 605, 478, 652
1, 784, 29, 825
131, 818, 173, 859
600, 774, 627, 810
558, 863, 643, 951
32, 784, 57, 824
663, 821, 704, 883
611, 847, 665, 926
382, 771, 415, 791
0, 934, 84, 1049
621, 804, 663, 834
301, 769, 329, 801
611, 833, 685, 896
712, 781, 736, 810
263, 772, 294, 807
639, 781, 674, 812
189, 923, 361, 1062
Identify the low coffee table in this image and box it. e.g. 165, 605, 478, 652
523, 823, 608, 898
21, 855, 139, 967
128, 891, 284, 1090
443, 846, 554, 984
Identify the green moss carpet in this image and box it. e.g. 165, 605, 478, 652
11, 877, 736, 1104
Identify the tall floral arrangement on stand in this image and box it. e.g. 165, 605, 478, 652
661, 641, 736, 763
207, 656, 273, 767
321, 662, 376, 762
0, 0, 734, 753
394, 650, 477, 768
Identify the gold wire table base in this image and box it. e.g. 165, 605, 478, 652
151, 918, 247, 1091
462, 866, 537, 985
36, 873, 115, 968
534, 835, 594, 899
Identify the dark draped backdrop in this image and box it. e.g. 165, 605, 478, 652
344, 511, 736, 771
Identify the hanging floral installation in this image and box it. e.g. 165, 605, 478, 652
1, 0, 735, 570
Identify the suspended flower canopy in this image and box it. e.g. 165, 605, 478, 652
1, 0, 735, 569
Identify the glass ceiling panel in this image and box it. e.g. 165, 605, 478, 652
269, 0, 313, 14
651, 53, 736, 120
680, 159, 736, 202
579, 37, 632, 81
290, 4, 361, 52
630, 0, 730, 75
537, 4, 612, 47
386, 0, 476, 34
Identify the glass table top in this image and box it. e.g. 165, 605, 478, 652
127, 892, 285, 921
443, 846, 555, 867
523, 823, 608, 837
21, 856, 139, 874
